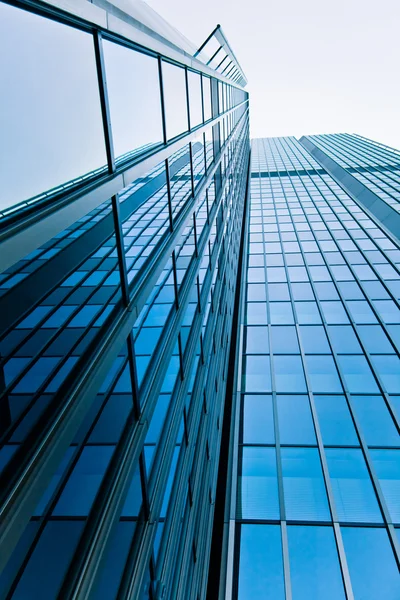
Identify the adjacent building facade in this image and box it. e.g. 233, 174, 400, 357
0, 1, 399, 599
216, 135, 400, 600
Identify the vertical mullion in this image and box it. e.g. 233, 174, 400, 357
93, 30, 115, 174
165, 159, 174, 232
111, 194, 130, 307
158, 57, 168, 145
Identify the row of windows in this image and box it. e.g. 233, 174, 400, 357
0, 1, 247, 214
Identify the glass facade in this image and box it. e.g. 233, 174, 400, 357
0, 1, 249, 598
221, 136, 400, 600
1, 1, 400, 598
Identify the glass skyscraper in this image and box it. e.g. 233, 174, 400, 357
0, 2, 399, 600
216, 135, 400, 600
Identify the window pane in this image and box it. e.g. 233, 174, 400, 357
245, 326, 269, 353
304, 356, 343, 393
270, 326, 299, 353
202, 75, 212, 121
314, 395, 358, 446
242, 395, 275, 444
12, 521, 84, 600
238, 525, 285, 600
342, 527, 399, 600
0, 3, 107, 209
325, 449, 382, 523
287, 526, 345, 600
243, 355, 272, 392
336, 355, 379, 394
352, 396, 399, 447
187, 70, 202, 128
103, 40, 163, 162
327, 326, 362, 354
277, 395, 316, 444
299, 325, 330, 353
237, 447, 280, 519
162, 61, 188, 139
281, 448, 331, 521
370, 450, 400, 524
274, 356, 307, 393
370, 355, 400, 393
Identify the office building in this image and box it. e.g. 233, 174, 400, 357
0, 1, 399, 598
215, 135, 400, 600
0, 1, 249, 598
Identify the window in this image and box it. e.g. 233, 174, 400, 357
243, 355, 272, 392
370, 355, 400, 393
162, 61, 188, 139
238, 525, 285, 600
202, 75, 212, 121
270, 326, 299, 353
295, 302, 322, 324
274, 356, 307, 393
277, 395, 316, 444
245, 326, 269, 353
304, 356, 342, 393
10, 521, 85, 600
327, 325, 361, 354
281, 448, 331, 521
341, 528, 399, 600
299, 325, 330, 353
237, 447, 280, 519
0, 3, 106, 209
246, 303, 268, 325
103, 40, 163, 161
242, 395, 275, 444
370, 450, 400, 524
346, 300, 377, 324
320, 301, 349, 324
53, 446, 114, 516
287, 526, 345, 600
325, 449, 382, 523
314, 395, 358, 446
187, 70, 203, 128
336, 355, 379, 394
352, 396, 399, 447
357, 325, 394, 354
269, 302, 294, 324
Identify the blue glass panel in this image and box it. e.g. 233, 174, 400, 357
270, 302, 294, 324
245, 326, 269, 353
270, 326, 299, 353
295, 302, 322, 324
89, 394, 132, 444
357, 325, 394, 353
327, 325, 362, 354
281, 448, 331, 521
242, 395, 275, 444
274, 356, 307, 393
243, 355, 272, 392
287, 526, 345, 600
370, 450, 400, 524
325, 449, 382, 523
336, 355, 379, 394
320, 301, 349, 324
299, 325, 330, 353
0, 522, 39, 598
246, 302, 268, 324
342, 527, 399, 600
277, 395, 316, 444
352, 396, 399, 447
304, 356, 342, 393
160, 446, 179, 517
12, 521, 84, 600
238, 525, 285, 600
314, 395, 358, 446
121, 463, 142, 517
53, 446, 114, 516
370, 355, 400, 393
92, 522, 135, 600
162, 61, 188, 140
238, 447, 280, 519
346, 300, 377, 324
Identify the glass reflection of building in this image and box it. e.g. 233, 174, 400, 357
0, 1, 399, 598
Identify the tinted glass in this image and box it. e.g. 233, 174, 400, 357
242, 395, 275, 444
103, 40, 163, 161
237, 447, 280, 519
162, 61, 188, 139
277, 395, 316, 444
0, 3, 106, 209
342, 527, 399, 600
287, 526, 345, 600
238, 525, 285, 600
187, 70, 203, 128
314, 395, 358, 446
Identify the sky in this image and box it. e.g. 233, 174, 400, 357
146, 0, 400, 149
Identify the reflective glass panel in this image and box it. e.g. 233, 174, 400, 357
162, 61, 188, 139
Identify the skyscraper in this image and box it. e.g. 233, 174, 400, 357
0, 2, 399, 599
0, 1, 249, 598
213, 135, 400, 600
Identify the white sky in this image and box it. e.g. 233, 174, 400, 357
146, 0, 400, 150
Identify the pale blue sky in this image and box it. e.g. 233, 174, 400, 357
147, 0, 400, 150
